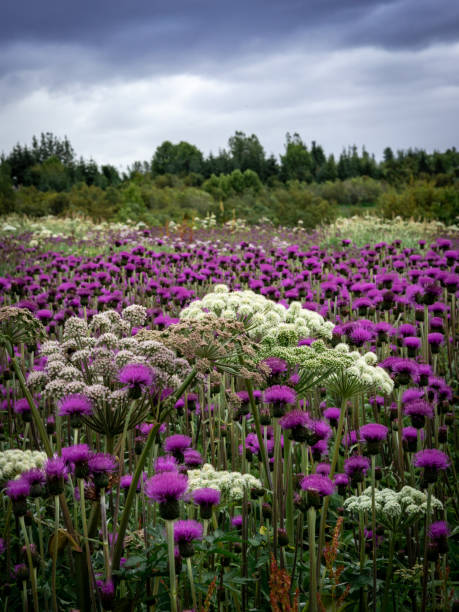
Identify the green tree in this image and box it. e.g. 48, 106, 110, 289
227, 131, 267, 178
151, 141, 204, 176
280, 133, 313, 182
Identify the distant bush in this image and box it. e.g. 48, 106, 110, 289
378, 181, 459, 225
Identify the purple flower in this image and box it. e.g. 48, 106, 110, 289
97, 579, 115, 610
231, 515, 243, 529
164, 434, 192, 461
279, 409, 310, 442
59, 394, 92, 427
349, 326, 373, 347
118, 363, 154, 398
427, 333, 444, 353
429, 521, 450, 555
6, 478, 30, 500
323, 407, 340, 426
391, 358, 419, 385
263, 357, 288, 377
62, 444, 91, 478
145, 471, 188, 520
155, 455, 179, 473
263, 385, 297, 418
174, 519, 203, 557
183, 448, 203, 467
334, 473, 349, 494
89, 453, 117, 489
316, 463, 331, 476
193, 488, 221, 519
359, 423, 388, 454
413, 448, 449, 483
13, 398, 32, 417
22, 468, 46, 497
344, 455, 370, 484
300, 474, 335, 507
404, 400, 434, 429
45, 456, 67, 494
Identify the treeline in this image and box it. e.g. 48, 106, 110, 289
0, 132, 458, 226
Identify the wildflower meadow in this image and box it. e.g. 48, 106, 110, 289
0, 216, 457, 611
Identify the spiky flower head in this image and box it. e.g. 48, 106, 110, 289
263, 384, 297, 418
164, 434, 192, 462
413, 449, 449, 484
0, 306, 46, 355
88, 453, 117, 489
404, 400, 434, 429
279, 409, 310, 442
118, 363, 154, 399
300, 474, 335, 507
58, 394, 92, 428
145, 471, 188, 520
45, 456, 67, 495
174, 519, 203, 557
193, 487, 221, 518
359, 423, 388, 454
344, 455, 370, 485
155, 455, 179, 473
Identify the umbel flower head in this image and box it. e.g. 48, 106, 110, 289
118, 363, 154, 399
173, 519, 203, 557
300, 474, 335, 508
145, 471, 188, 520
193, 487, 221, 519
59, 394, 92, 428
0, 306, 46, 355
413, 448, 449, 484
359, 423, 388, 455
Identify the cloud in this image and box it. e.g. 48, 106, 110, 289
1, 40, 458, 168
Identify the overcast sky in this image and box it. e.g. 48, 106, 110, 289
1, 0, 458, 169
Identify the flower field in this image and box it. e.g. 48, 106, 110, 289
0, 217, 457, 611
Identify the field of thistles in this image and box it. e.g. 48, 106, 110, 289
0, 219, 457, 611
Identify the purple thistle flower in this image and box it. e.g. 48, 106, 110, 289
359, 424, 388, 454
403, 336, 421, 356
164, 434, 192, 462
13, 398, 32, 417
22, 468, 46, 498
279, 409, 310, 442
334, 473, 349, 494
311, 439, 329, 460
174, 519, 203, 557
89, 453, 117, 489
429, 520, 450, 555
263, 385, 297, 417
118, 363, 154, 399
97, 579, 115, 610
155, 455, 179, 473
308, 419, 332, 445
391, 358, 419, 385
404, 400, 434, 429
342, 430, 358, 448
263, 357, 288, 377
349, 326, 373, 347
344, 455, 370, 484
62, 444, 91, 478
45, 456, 67, 495
6, 478, 30, 500
427, 332, 444, 353
145, 471, 188, 520
402, 426, 423, 452
59, 394, 92, 416
59, 394, 92, 428
231, 515, 243, 529
183, 448, 203, 467
323, 407, 340, 427
402, 388, 424, 404
413, 448, 449, 483
193, 487, 221, 519
300, 474, 335, 507
316, 463, 331, 476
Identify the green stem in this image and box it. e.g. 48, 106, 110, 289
100, 489, 112, 581
308, 507, 318, 612
79, 479, 97, 612
382, 533, 395, 611
112, 367, 197, 572
421, 484, 432, 612
284, 435, 294, 543
371, 455, 377, 612
51, 496, 60, 612
19, 516, 39, 612
166, 521, 178, 612
244, 378, 273, 490
186, 557, 197, 611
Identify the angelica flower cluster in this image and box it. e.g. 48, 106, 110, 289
186, 463, 262, 502
344, 485, 442, 529
180, 285, 334, 343
0, 449, 47, 482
